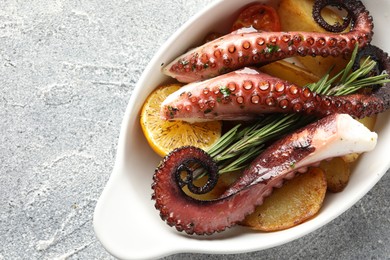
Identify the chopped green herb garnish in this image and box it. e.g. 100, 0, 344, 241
290, 162, 296, 169
179, 60, 189, 66
219, 86, 231, 97
265, 43, 280, 54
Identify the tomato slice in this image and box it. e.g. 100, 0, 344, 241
231, 4, 281, 32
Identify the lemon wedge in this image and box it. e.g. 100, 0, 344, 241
140, 84, 222, 157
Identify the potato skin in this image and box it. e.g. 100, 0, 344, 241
319, 158, 351, 193
242, 168, 327, 231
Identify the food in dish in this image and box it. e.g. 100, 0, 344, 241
142, 0, 390, 236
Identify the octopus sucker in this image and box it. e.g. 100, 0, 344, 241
152, 114, 377, 235
162, 0, 374, 83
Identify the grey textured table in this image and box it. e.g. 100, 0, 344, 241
1, 0, 389, 259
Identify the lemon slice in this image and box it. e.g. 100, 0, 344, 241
140, 84, 222, 157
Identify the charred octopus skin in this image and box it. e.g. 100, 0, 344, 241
162, 0, 374, 83
151, 114, 377, 235
353, 44, 390, 110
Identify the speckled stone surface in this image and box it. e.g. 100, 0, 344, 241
1, 0, 389, 259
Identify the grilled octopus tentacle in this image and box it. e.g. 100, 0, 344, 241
161, 43, 390, 122
152, 114, 377, 235
163, 0, 373, 83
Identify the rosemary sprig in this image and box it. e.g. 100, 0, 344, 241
206, 45, 390, 174
208, 114, 312, 173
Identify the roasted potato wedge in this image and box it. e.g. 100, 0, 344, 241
358, 114, 377, 131
260, 60, 320, 86
278, 0, 349, 77
242, 168, 327, 231
340, 153, 360, 164
319, 157, 351, 192
341, 115, 377, 163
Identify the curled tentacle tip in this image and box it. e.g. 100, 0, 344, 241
353, 44, 390, 74
153, 145, 219, 196
353, 44, 390, 110
313, 0, 351, 32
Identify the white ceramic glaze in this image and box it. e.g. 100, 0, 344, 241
93, 1, 390, 259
